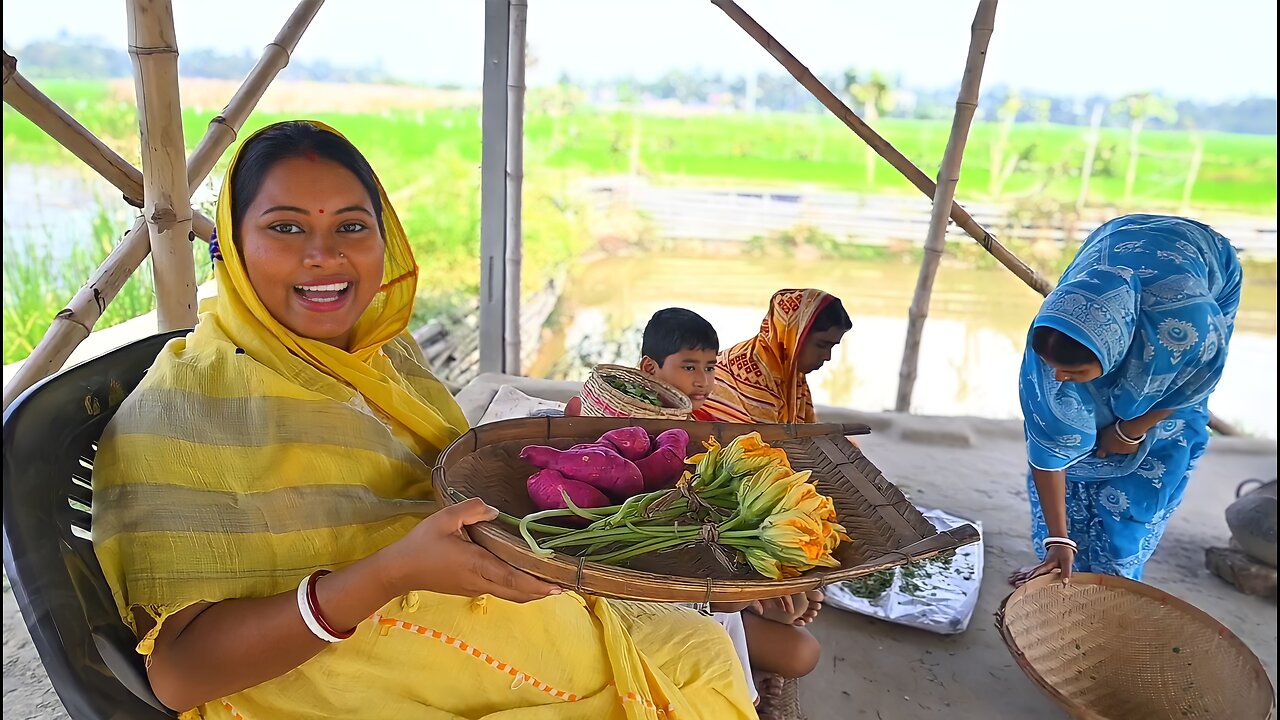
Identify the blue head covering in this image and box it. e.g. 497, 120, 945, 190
1019, 215, 1241, 472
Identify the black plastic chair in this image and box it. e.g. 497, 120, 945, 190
3, 331, 188, 720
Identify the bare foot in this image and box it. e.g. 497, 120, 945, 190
793, 589, 824, 627
754, 672, 785, 720
749, 593, 807, 625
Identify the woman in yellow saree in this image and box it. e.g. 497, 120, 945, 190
90, 120, 755, 720
696, 288, 852, 425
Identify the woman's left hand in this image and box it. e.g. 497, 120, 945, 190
1096, 425, 1141, 458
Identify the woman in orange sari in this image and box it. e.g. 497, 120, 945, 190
692, 288, 852, 697
695, 288, 852, 425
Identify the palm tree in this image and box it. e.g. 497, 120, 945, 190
1112, 92, 1178, 205
844, 69, 896, 187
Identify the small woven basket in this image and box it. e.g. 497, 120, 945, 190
579, 364, 692, 420
997, 573, 1276, 720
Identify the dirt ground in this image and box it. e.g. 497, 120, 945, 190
3, 384, 1276, 719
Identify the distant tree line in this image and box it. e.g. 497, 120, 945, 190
8, 36, 1275, 135
8, 33, 402, 85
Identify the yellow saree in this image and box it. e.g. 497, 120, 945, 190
91, 121, 754, 720
697, 288, 833, 424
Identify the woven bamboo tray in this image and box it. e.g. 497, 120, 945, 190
433, 416, 980, 603
580, 364, 692, 420
997, 573, 1276, 720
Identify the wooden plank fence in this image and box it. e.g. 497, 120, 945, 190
583, 179, 1277, 258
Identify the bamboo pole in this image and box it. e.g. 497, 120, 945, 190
185, 0, 323, 189
2, 2, 324, 411
895, 0, 998, 412
128, 0, 198, 331
2, 50, 215, 239
710, 0, 1053, 297
2, 219, 151, 410
503, 0, 528, 373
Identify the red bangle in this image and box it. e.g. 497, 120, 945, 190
305, 570, 356, 640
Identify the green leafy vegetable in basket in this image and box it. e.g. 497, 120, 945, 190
603, 375, 662, 406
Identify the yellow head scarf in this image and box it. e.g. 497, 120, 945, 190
211, 120, 466, 450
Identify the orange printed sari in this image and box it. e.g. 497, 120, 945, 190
695, 289, 835, 424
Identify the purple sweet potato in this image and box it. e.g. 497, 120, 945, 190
519, 443, 644, 499
519, 445, 563, 470
526, 469, 611, 513
597, 426, 652, 461
654, 428, 690, 457
634, 429, 691, 491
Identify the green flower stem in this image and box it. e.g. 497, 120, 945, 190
587, 534, 695, 564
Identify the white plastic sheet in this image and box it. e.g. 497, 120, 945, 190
825, 507, 984, 635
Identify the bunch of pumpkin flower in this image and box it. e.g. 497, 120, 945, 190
485, 432, 851, 580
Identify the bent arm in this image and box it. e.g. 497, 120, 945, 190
141, 550, 405, 712
1118, 407, 1174, 440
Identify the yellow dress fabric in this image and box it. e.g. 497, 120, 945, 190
91, 120, 754, 720
698, 288, 833, 424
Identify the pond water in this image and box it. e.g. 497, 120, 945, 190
530, 252, 1278, 439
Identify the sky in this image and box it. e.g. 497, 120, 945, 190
3, 1, 1277, 102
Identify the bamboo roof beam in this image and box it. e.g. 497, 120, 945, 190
896, 0, 998, 412
710, 0, 1054, 297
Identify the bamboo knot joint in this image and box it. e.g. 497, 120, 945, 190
127, 44, 179, 57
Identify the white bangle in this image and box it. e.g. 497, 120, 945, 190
1042, 536, 1077, 551
1113, 420, 1146, 445
297, 575, 344, 643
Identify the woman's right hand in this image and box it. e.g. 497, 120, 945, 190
1010, 544, 1077, 587
378, 498, 562, 603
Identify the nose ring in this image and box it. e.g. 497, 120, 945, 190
339, 251, 346, 258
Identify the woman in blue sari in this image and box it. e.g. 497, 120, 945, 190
1011, 214, 1242, 586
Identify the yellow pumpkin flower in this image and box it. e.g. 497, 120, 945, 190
742, 546, 806, 580
718, 432, 792, 481
736, 467, 811, 523
687, 437, 722, 488
759, 508, 840, 568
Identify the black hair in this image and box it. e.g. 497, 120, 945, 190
229, 121, 384, 238
1031, 325, 1099, 367
810, 296, 852, 333
641, 308, 719, 367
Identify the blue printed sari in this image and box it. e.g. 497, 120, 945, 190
1019, 215, 1242, 579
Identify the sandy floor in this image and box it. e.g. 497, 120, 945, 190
3, 396, 1275, 718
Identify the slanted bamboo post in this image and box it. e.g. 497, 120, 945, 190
895, 0, 998, 412
2, 219, 151, 410
2, 50, 215, 238
127, 0, 198, 331
504, 0, 528, 373
185, 0, 323, 189
2, 2, 323, 411
710, 0, 1053, 297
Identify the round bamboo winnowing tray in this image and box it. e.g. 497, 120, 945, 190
997, 573, 1276, 720
580, 364, 692, 420
433, 416, 980, 603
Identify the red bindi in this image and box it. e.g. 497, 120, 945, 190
317, 209, 324, 214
